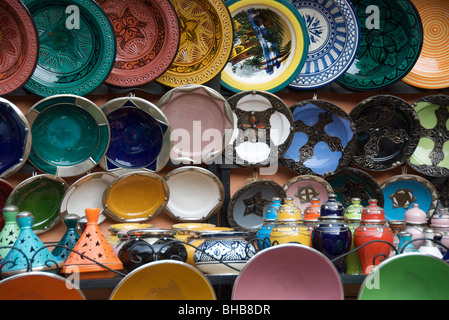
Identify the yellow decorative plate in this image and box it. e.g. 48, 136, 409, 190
221, 0, 309, 93
402, 0, 449, 89
156, 0, 233, 87
110, 260, 216, 300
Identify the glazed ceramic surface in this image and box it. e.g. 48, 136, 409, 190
110, 260, 216, 300
98, 0, 179, 87
22, 0, 116, 96
100, 96, 171, 172
26, 95, 110, 177
157, 0, 233, 87
402, 0, 449, 89
0, 0, 39, 95
222, 0, 309, 93
157, 85, 234, 164
232, 243, 344, 300
51, 214, 80, 262
337, 0, 423, 90
407, 95, 449, 177
225, 90, 294, 166
281, 99, 356, 176
288, 0, 360, 89
0, 98, 32, 178
0, 205, 20, 259
358, 253, 449, 300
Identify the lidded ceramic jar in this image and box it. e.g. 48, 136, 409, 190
107, 223, 154, 248
255, 197, 282, 249
430, 208, 449, 249
117, 228, 187, 273
0, 205, 20, 259
52, 214, 80, 262
303, 197, 320, 235
343, 198, 363, 275
404, 203, 428, 249
418, 229, 443, 259
397, 231, 418, 254
353, 199, 394, 274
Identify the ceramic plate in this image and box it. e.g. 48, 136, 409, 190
102, 170, 169, 222
156, 0, 233, 87
407, 95, 449, 177
98, 0, 179, 87
157, 85, 234, 164
281, 99, 356, 176
336, 0, 423, 91
6, 174, 68, 234
164, 166, 224, 222
222, 0, 309, 93
26, 95, 110, 177
350, 95, 420, 171
380, 174, 438, 221
233, 243, 344, 300
60, 171, 117, 225
325, 167, 384, 208
100, 96, 171, 172
402, 0, 449, 89
0, 98, 32, 178
283, 175, 334, 213
288, 0, 360, 90
22, 0, 116, 97
0, 0, 39, 95
0, 272, 85, 300
225, 90, 294, 167
227, 179, 286, 233
110, 260, 216, 300
358, 253, 449, 300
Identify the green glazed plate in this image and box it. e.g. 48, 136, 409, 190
358, 253, 449, 300
22, 0, 116, 97
336, 0, 423, 91
26, 95, 110, 177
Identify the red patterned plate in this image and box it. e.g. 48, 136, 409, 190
0, 0, 38, 95
98, 0, 179, 87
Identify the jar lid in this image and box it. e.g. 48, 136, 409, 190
127, 228, 176, 238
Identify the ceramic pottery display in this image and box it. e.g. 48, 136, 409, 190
281, 99, 356, 177
0, 0, 39, 96
2, 212, 63, 277
418, 229, 443, 259
60, 208, 123, 279
222, 0, 309, 93
288, 0, 360, 90
51, 214, 80, 262
157, 0, 233, 88
303, 197, 321, 224
106, 223, 154, 248
353, 199, 394, 275
337, 0, 423, 91
97, 0, 180, 87
0, 98, 32, 178
255, 197, 282, 249
430, 209, 449, 249
349, 95, 420, 171
311, 194, 351, 273
344, 198, 363, 275
0, 205, 20, 259
22, 0, 116, 97
117, 228, 187, 273
194, 231, 256, 275
397, 231, 418, 254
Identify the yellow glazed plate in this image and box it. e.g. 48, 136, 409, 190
102, 170, 169, 222
110, 260, 216, 300
156, 0, 233, 87
221, 0, 309, 93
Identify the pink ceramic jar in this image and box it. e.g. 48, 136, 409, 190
404, 203, 428, 249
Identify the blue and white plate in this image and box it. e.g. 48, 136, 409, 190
288, 0, 360, 90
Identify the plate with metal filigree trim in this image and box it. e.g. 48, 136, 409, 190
407, 95, 449, 177
280, 99, 356, 177
156, 0, 233, 88
22, 0, 116, 97
288, 0, 360, 90
221, 0, 309, 93
98, 0, 179, 87
0, 0, 39, 96
227, 179, 286, 233
349, 95, 420, 171
325, 167, 384, 208
380, 174, 438, 221
225, 90, 294, 167
336, 0, 423, 91
283, 175, 334, 214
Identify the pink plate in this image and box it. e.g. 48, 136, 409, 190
232, 244, 344, 300
0, 0, 39, 95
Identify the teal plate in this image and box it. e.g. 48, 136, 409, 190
25, 95, 110, 177
22, 0, 116, 97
